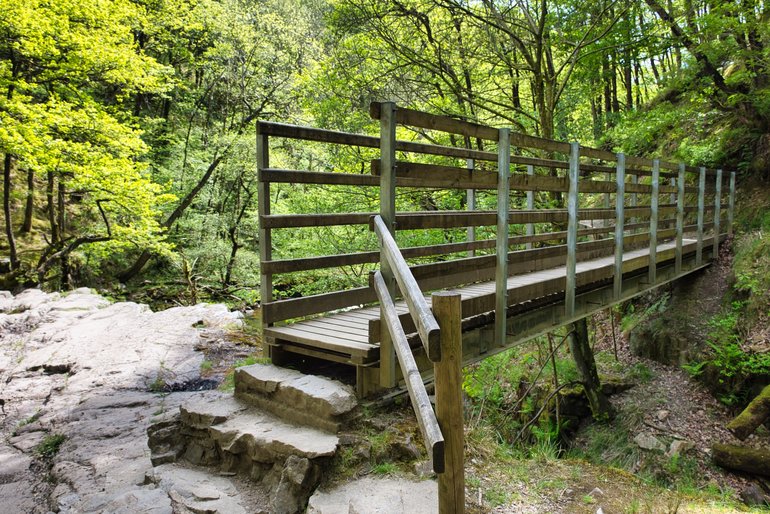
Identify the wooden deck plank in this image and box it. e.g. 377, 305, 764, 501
274, 237, 708, 352
265, 325, 376, 357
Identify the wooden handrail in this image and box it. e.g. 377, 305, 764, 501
373, 215, 441, 361
373, 270, 445, 472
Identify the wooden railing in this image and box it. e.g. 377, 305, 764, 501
373, 212, 467, 505
257, 102, 735, 345
371, 214, 443, 469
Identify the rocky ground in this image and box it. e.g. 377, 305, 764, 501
0, 288, 438, 513
2, 287, 768, 513
0, 288, 261, 513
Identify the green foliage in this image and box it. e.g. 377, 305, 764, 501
370, 462, 397, 476
35, 434, 66, 458
0, 0, 175, 278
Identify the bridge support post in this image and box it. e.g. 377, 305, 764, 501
526, 164, 534, 250
257, 124, 275, 358
696, 167, 706, 265
433, 292, 464, 514
728, 171, 736, 236
467, 158, 476, 257
613, 154, 625, 300
675, 163, 685, 275
565, 142, 580, 317
649, 160, 660, 284
713, 169, 722, 259
379, 101, 397, 389
495, 129, 511, 346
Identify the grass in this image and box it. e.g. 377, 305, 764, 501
371, 462, 398, 475
35, 434, 66, 458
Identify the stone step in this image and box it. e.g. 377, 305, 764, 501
233, 363, 357, 433
148, 390, 339, 513
176, 391, 339, 469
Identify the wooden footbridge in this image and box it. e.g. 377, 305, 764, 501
257, 103, 734, 510
257, 102, 734, 395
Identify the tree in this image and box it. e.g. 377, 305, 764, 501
117, 0, 325, 284
0, 0, 174, 286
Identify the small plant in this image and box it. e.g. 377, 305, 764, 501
200, 360, 213, 372
483, 485, 510, 507
218, 354, 270, 391
35, 434, 66, 458
371, 462, 397, 475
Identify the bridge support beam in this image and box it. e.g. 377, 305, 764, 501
613, 154, 625, 300
648, 160, 660, 284
676, 163, 685, 275
728, 171, 736, 236
379, 101, 397, 389
495, 129, 510, 346
713, 169, 722, 259
565, 142, 580, 317
696, 167, 706, 265
525, 165, 534, 250
433, 292, 465, 514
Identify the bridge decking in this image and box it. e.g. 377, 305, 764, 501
264, 237, 700, 369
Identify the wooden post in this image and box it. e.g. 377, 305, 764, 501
467, 158, 476, 257
696, 166, 706, 265
565, 142, 580, 317
257, 123, 273, 356
495, 128, 510, 346
613, 154, 625, 300
630, 173, 638, 233
713, 169, 722, 259
675, 163, 685, 275
728, 171, 736, 236
670, 177, 676, 205
604, 171, 611, 210
526, 164, 534, 250
433, 292, 464, 514
379, 101, 397, 389
648, 159, 659, 284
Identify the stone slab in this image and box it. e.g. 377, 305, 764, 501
307, 477, 438, 514
210, 409, 339, 461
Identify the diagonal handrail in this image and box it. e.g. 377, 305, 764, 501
371, 214, 445, 473
372, 215, 441, 361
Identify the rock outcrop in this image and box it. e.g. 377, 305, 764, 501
146, 364, 358, 514
0, 288, 249, 513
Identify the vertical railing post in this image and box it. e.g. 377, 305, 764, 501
696, 167, 706, 265
565, 142, 580, 317
526, 164, 534, 250
670, 177, 677, 205
648, 159, 660, 284
467, 158, 476, 257
630, 173, 638, 233
675, 163, 685, 275
379, 102, 397, 389
257, 123, 273, 355
713, 169, 722, 260
728, 171, 736, 236
433, 292, 464, 514
495, 128, 511, 346
613, 153, 625, 300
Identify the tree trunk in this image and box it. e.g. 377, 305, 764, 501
712, 443, 770, 477
47, 171, 59, 244
22, 168, 34, 233
3, 153, 19, 270
117, 155, 224, 283
569, 318, 615, 421
727, 384, 770, 440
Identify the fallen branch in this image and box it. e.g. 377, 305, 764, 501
727, 384, 770, 441
712, 443, 770, 477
